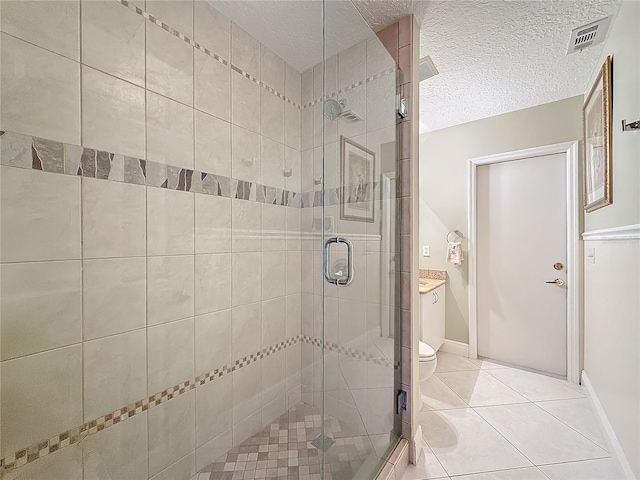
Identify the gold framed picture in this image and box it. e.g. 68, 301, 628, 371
340, 136, 375, 222
583, 56, 613, 213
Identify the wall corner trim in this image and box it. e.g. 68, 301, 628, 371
581, 371, 638, 480
582, 224, 640, 241
440, 339, 470, 357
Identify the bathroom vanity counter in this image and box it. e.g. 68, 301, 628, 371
419, 278, 446, 294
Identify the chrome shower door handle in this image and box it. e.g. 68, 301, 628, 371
323, 236, 354, 286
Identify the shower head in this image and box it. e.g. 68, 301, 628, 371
323, 98, 346, 120
323, 98, 363, 123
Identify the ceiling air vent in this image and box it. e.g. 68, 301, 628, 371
567, 16, 613, 54
419, 56, 439, 82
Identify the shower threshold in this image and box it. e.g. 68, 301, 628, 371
198, 403, 376, 480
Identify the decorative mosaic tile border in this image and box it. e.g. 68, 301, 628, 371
115, 0, 302, 110
0, 130, 303, 208
302, 66, 399, 110
0, 336, 302, 474
0, 334, 392, 474
117, 0, 396, 113
1, 131, 387, 210
302, 335, 395, 369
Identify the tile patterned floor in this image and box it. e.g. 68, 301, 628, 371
403, 352, 627, 480
198, 404, 376, 480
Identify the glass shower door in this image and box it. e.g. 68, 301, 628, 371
319, 2, 401, 477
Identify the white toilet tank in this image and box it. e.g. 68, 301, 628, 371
421, 286, 446, 352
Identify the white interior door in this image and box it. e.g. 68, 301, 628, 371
477, 153, 567, 376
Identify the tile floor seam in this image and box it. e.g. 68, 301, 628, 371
528, 401, 612, 456
470, 405, 539, 470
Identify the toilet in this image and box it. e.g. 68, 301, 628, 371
418, 292, 446, 387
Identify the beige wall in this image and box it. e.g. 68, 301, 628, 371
582, 2, 640, 477
419, 96, 583, 342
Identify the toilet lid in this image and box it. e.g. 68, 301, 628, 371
419, 341, 436, 360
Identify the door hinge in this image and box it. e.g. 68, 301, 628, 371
397, 95, 408, 119
397, 389, 407, 414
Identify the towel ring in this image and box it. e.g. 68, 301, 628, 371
446, 230, 464, 243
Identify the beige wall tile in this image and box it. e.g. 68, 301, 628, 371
195, 374, 233, 447
285, 294, 302, 338
82, 411, 148, 480
232, 360, 261, 424
195, 49, 230, 122
231, 24, 260, 80
147, 317, 195, 393
148, 390, 195, 476
261, 46, 284, 93
146, 24, 193, 105
261, 137, 285, 188
149, 452, 195, 480
285, 251, 302, 295
231, 199, 261, 252
338, 40, 366, 90
81, 66, 146, 159
231, 302, 261, 359
1, 166, 81, 262
3, 444, 82, 480
147, 255, 194, 326
1, 345, 82, 456
301, 68, 313, 106
146, 0, 193, 38
194, 110, 231, 176
0, 33, 80, 145
195, 309, 232, 374
195, 253, 231, 315
83, 257, 146, 340
0, 0, 79, 61
262, 251, 285, 300
195, 194, 231, 254
1, 261, 81, 360
262, 297, 285, 348
146, 92, 194, 169
147, 187, 194, 256
261, 204, 286, 251
231, 252, 261, 306
261, 91, 284, 145
262, 349, 286, 407
81, 0, 145, 87
194, 2, 230, 60
195, 428, 232, 472
284, 63, 301, 105
83, 329, 147, 420
284, 103, 301, 151
232, 410, 262, 446
231, 125, 261, 184
231, 73, 260, 134
82, 178, 146, 258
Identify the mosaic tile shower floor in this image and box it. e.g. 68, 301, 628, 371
198, 404, 377, 480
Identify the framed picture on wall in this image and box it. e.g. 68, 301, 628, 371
340, 136, 375, 222
583, 55, 613, 213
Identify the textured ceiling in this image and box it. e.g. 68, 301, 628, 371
210, 0, 622, 132
415, 0, 622, 132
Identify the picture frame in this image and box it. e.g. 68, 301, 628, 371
340, 136, 375, 222
583, 55, 613, 213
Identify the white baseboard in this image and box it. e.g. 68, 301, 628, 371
440, 339, 469, 357
581, 371, 637, 480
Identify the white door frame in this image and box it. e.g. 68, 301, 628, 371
468, 141, 580, 383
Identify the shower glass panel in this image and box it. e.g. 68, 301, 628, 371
318, 2, 402, 477
0, 0, 398, 478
